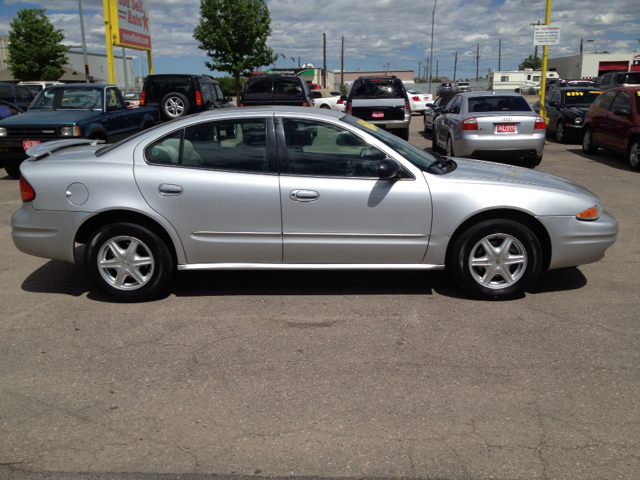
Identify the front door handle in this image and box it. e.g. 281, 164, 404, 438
289, 189, 319, 202
158, 184, 183, 196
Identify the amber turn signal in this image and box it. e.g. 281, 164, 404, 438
576, 204, 600, 221
20, 175, 36, 202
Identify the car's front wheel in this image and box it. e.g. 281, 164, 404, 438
556, 121, 565, 143
628, 138, 640, 171
85, 223, 174, 302
3, 159, 21, 179
449, 219, 542, 300
582, 128, 598, 154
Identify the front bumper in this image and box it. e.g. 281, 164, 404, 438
538, 211, 618, 270
0, 138, 58, 161
11, 203, 92, 263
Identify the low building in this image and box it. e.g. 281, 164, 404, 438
548, 52, 640, 80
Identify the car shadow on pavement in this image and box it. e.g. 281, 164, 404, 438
568, 148, 632, 172
526, 267, 587, 294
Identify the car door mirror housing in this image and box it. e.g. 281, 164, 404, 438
377, 158, 402, 180
434, 107, 443, 114
613, 109, 630, 117
549, 101, 558, 107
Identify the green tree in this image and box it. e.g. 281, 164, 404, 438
519, 55, 542, 70
7, 8, 68, 82
193, 0, 278, 99
215, 76, 245, 97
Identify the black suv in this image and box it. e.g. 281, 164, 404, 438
239, 75, 312, 107
345, 76, 411, 140
140, 74, 234, 121
0, 82, 39, 110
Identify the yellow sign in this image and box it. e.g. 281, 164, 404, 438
357, 119, 378, 131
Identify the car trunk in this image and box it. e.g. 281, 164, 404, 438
474, 114, 537, 136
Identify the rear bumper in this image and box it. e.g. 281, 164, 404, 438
454, 132, 545, 158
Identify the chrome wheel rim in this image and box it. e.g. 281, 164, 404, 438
97, 236, 154, 291
583, 130, 592, 151
468, 233, 527, 290
165, 97, 185, 117
630, 143, 640, 168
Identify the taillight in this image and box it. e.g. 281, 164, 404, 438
534, 116, 546, 129
412, 96, 420, 101
302, 102, 310, 107
337, 98, 344, 104
405, 101, 410, 113
195, 91, 203, 106
462, 117, 478, 130
20, 175, 35, 202
139, 91, 145, 106
346, 102, 352, 113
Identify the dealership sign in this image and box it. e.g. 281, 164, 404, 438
106, 0, 152, 50
533, 25, 561, 46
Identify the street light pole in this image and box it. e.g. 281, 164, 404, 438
78, 0, 90, 82
428, 0, 437, 96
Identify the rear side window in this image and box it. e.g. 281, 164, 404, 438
352, 80, 404, 99
146, 77, 192, 102
467, 96, 532, 113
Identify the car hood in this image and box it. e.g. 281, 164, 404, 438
1, 109, 100, 125
562, 106, 589, 117
444, 158, 597, 198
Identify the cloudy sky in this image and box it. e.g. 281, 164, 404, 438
1, 0, 638, 80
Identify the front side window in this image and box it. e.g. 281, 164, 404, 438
594, 90, 617, 111
282, 118, 385, 177
609, 90, 631, 112
145, 119, 270, 173
106, 88, 122, 108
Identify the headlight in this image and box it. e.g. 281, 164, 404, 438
0, 127, 7, 137
576, 203, 601, 221
574, 117, 583, 124
60, 126, 81, 136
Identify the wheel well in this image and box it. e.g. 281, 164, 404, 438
88, 129, 107, 141
75, 210, 178, 265
628, 134, 640, 151
445, 209, 552, 270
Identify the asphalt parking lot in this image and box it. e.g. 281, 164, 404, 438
1, 116, 639, 480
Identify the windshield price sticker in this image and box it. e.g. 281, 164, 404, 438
357, 119, 378, 131
567, 91, 584, 96
591, 91, 602, 94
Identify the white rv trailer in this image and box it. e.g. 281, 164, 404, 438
488, 69, 559, 92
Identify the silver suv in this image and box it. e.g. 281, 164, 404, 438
455, 82, 471, 93
345, 76, 411, 140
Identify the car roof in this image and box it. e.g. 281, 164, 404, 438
459, 91, 522, 97
554, 86, 600, 91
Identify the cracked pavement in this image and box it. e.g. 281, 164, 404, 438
1, 118, 639, 479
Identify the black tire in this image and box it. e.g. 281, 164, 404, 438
142, 118, 155, 130
160, 92, 191, 120
628, 138, 640, 171
397, 127, 409, 141
84, 223, 174, 302
556, 120, 566, 143
449, 219, 542, 300
446, 136, 455, 157
582, 128, 598, 154
3, 159, 22, 179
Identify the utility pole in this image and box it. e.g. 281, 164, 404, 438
323, 32, 327, 88
475, 43, 483, 81
498, 39, 501, 71
435, 60, 438, 81
530, 21, 542, 69
341, 36, 344, 86
428, 0, 438, 95
418, 61, 421, 81
453, 52, 458, 82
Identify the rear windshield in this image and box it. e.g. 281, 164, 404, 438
467, 96, 532, 113
562, 90, 601, 107
245, 77, 273, 95
351, 80, 405, 99
146, 77, 192, 102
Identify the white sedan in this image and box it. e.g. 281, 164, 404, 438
310, 89, 346, 112
406, 88, 434, 114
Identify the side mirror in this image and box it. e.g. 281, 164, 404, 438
548, 101, 558, 107
377, 158, 402, 180
433, 107, 443, 114
106, 104, 119, 112
613, 109, 631, 117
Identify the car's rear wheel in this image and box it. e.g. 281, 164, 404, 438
3, 159, 21, 179
85, 223, 174, 302
446, 136, 455, 157
161, 93, 191, 120
582, 128, 598, 154
556, 121, 565, 143
629, 139, 640, 171
449, 219, 542, 300
397, 128, 409, 141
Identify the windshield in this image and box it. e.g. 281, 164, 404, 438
31, 87, 103, 110
563, 90, 601, 107
342, 115, 437, 171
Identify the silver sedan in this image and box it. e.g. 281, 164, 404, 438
432, 92, 546, 166
12, 107, 617, 302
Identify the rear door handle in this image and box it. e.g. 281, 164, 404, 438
158, 184, 183, 196
289, 189, 319, 202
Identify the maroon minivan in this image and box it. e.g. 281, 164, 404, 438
582, 86, 640, 171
